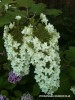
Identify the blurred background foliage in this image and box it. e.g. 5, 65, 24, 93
0, 0, 75, 100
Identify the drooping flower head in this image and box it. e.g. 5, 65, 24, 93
3, 13, 61, 95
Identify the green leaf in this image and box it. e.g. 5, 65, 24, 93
57, 73, 70, 94
30, 3, 46, 14
0, 0, 13, 8
0, 77, 9, 89
0, 77, 16, 90
0, 77, 5, 89
7, 10, 26, 18
0, 36, 4, 52
3, 63, 11, 71
5, 83, 16, 90
65, 46, 75, 61
32, 84, 40, 96
44, 9, 62, 16
68, 67, 75, 81
0, 14, 11, 27
2, 0, 13, 4
1, 90, 9, 96
19, 76, 28, 85
16, 0, 34, 7
0, 9, 25, 27
10, 97, 20, 100
14, 90, 22, 97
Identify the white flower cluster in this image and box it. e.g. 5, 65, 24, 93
3, 22, 31, 76
70, 86, 75, 95
3, 13, 61, 95
33, 13, 60, 95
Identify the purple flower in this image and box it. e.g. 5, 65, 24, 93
8, 71, 22, 84
0, 95, 9, 100
0, 95, 4, 100
21, 92, 33, 100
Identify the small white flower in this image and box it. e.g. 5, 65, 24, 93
9, 22, 15, 29
5, 4, 9, 11
15, 15, 21, 20
45, 23, 54, 33
41, 42, 49, 51
21, 25, 33, 35
70, 86, 75, 95
13, 41, 20, 49
40, 13, 48, 25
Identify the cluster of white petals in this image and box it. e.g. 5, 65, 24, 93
70, 86, 75, 95
3, 13, 61, 95
33, 13, 61, 95
3, 23, 31, 76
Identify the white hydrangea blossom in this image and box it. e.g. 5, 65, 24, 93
3, 24, 31, 76
33, 13, 60, 95
3, 13, 61, 95
70, 86, 75, 95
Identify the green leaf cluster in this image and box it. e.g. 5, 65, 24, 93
65, 46, 75, 62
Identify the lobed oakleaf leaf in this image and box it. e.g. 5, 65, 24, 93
65, 46, 75, 61
44, 9, 62, 16
30, 3, 46, 14
16, 0, 35, 7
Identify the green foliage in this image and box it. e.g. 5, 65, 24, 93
32, 84, 40, 96
14, 90, 22, 97
10, 97, 20, 100
30, 3, 46, 14
3, 63, 11, 71
67, 67, 75, 81
0, 36, 4, 52
1, 0, 13, 4
0, 75, 16, 90
44, 9, 62, 16
57, 73, 70, 94
19, 76, 28, 85
65, 46, 75, 62
0, 14, 12, 27
5, 83, 16, 90
0, 0, 62, 27
0, 0, 13, 8
0, 77, 5, 89
7, 10, 26, 18
1, 90, 9, 96
16, 0, 35, 7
